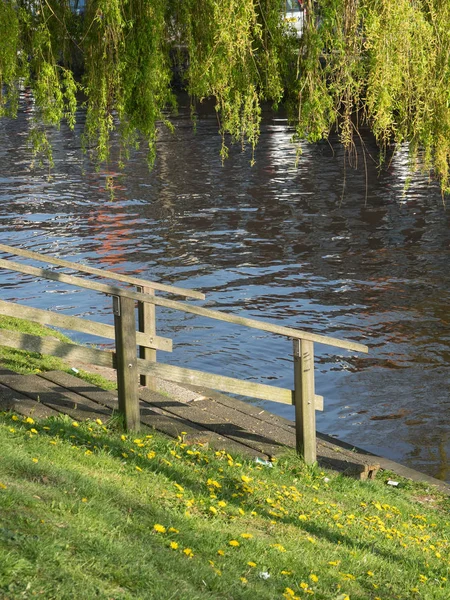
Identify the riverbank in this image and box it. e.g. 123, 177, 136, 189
1, 408, 450, 600
1, 318, 450, 598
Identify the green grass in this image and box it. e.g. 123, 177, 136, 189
0, 315, 117, 391
0, 315, 450, 599
0, 413, 449, 600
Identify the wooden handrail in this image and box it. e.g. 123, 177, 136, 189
0, 258, 369, 353
0, 243, 205, 300
0, 299, 172, 352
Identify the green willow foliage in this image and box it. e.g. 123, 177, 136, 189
0, 0, 449, 190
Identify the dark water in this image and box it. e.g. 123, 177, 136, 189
1, 94, 449, 481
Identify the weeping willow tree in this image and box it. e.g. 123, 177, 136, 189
0, 0, 449, 192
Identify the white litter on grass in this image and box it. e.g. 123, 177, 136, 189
259, 572, 270, 580
387, 480, 399, 487
255, 457, 273, 468
71, 368, 79, 374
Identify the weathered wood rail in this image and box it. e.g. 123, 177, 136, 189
0, 243, 368, 464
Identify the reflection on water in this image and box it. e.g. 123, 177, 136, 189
1, 94, 449, 481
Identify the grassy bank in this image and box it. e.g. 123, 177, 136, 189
0, 314, 116, 391
0, 316, 449, 599
1, 412, 449, 600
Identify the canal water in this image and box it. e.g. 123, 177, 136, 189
1, 94, 449, 481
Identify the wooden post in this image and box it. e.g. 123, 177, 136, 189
113, 295, 140, 431
137, 286, 157, 390
293, 338, 316, 464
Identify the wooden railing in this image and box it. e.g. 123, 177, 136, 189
0, 244, 368, 464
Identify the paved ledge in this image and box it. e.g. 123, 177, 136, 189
2, 360, 449, 494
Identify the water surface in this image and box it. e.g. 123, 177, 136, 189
1, 95, 449, 480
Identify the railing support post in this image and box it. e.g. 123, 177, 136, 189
113, 295, 140, 431
293, 338, 316, 464
137, 286, 157, 390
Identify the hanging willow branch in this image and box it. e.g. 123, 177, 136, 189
1, 0, 449, 192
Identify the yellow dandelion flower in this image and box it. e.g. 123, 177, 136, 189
241, 475, 252, 483
95, 419, 103, 425
300, 582, 309, 590
247, 561, 257, 567
72, 422, 79, 427
32, 458, 38, 463
328, 561, 340, 566
310, 574, 318, 582
183, 548, 194, 558
147, 451, 156, 459
240, 577, 248, 584
217, 549, 225, 556
11, 415, 18, 421
229, 540, 240, 547
209, 506, 218, 515
153, 524, 166, 533
271, 543, 286, 552
0, 483, 7, 490
30, 428, 38, 434
207, 479, 222, 489
307, 537, 315, 544
367, 571, 374, 577
25, 417, 34, 424
170, 541, 179, 550
284, 588, 296, 597
281, 570, 293, 575
298, 514, 308, 521
218, 500, 227, 507
81, 498, 88, 502
241, 533, 253, 539
419, 575, 427, 583
49, 441, 57, 445
168, 527, 179, 533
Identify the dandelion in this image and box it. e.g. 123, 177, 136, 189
135, 466, 142, 472
281, 570, 293, 575
49, 441, 57, 445
153, 524, 166, 533
240, 577, 248, 584
95, 419, 103, 425
300, 582, 309, 590
270, 543, 286, 552
209, 506, 218, 515
81, 498, 88, 502
310, 574, 318, 582
30, 428, 38, 434
147, 451, 156, 459
247, 561, 257, 568
32, 458, 38, 463
218, 500, 227, 507
367, 571, 374, 577
170, 541, 179, 550
183, 548, 194, 558
25, 417, 34, 424
217, 549, 225, 556
241, 475, 252, 483
241, 533, 253, 539
168, 527, 179, 533
284, 589, 296, 597
229, 540, 240, 547
0, 483, 7, 489
298, 514, 308, 521
11, 415, 18, 421
72, 422, 79, 427
207, 479, 222, 489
